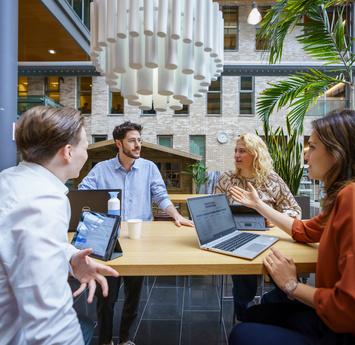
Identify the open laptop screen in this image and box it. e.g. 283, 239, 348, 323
187, 194, 236, 245
67, 189, 122, 232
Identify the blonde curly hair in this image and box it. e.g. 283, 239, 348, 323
234, 132, 274, 186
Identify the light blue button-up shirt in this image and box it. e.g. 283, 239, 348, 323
78, 154, 173, 221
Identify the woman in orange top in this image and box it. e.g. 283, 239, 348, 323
228, 109, 355, 345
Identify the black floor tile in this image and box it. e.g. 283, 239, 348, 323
181, 311, 227, 345
142, 287, 184, 320
134, 320, 181, 345
184, 277, 221, 311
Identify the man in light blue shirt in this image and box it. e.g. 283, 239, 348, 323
79, 121, 193, 345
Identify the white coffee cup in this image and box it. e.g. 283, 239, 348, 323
127, 219, 142, 239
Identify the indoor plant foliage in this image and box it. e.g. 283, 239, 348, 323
256, 0, 355, 133
183, 162, 210, 194
259, 118, 304, 196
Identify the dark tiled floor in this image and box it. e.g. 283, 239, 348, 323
70, 274, 276, 345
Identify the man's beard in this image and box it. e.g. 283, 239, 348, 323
122, 142, 140, 159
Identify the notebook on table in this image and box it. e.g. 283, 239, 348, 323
229, 204, 269, 231
67, 189, 121, 232
187, 194, 279, 260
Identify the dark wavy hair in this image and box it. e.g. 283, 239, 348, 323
15, 106, 84, 164
112, 121, 142, 141
312, 109, 355, 221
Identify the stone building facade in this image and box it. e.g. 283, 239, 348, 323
25, 1, 323, 175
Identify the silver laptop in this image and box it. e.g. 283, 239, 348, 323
187, 194, 279, 259
229, 204, 269, 231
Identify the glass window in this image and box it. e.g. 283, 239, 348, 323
18, 77, 28, 97
207, 78, 221, 115
141, 105, 156, 115
190, 136, 205, 165
223, 6, 238, 51
109, 92, 124, 114
45, 77, 60, 103
239, 76, 254, 116
66, 0, 92, 29
174, 105, 189, 116
157, 162, 180, 188
158, 136, 173, 148
78, 77, 92, 114
255, 6, 271, 51
92, 135, 107, 143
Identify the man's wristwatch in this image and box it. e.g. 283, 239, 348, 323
284, 278, 298, 296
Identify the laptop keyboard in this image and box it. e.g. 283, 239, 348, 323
212, 232, 259, 252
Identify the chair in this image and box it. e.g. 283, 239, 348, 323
207, 169, 221, 194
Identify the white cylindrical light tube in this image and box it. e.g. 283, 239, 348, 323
200, 55, 211, 87
181, 41, 194, 74
122, 69, 139, 100
193, 80, 203, 97
210, 2, 219, 58
214, 13, 223, 63
154, 93, 168, 111
90, 2, 99, 57
107, 0, 117, 43
129, 35, 143, 69
137, 67, 153, 95
195, 0, 205, 47
129, 0, 140, 37
139, 95, 153, 110
117, 0, 127, 38
98, 0, 108, 47
144, 0, 154, 36
157, 0, 168, 37
183, 0, 193, 43
194, 45, 206, 80
204, 0, 213, 52
113, 37, 127, 73
169, 96, 183, 110
145, 34, 158, 68
171, 0, 181, 39
165, 25, 178, 70
173, 72, 188, 100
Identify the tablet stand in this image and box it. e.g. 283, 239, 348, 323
110, 239, 123, 260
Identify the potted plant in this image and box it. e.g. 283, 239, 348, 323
183, 162, 210, 194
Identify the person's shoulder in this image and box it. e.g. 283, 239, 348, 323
267, 171, 285, 183
92, 157, 117, 169
338, 182, 355, 198
220, 170, 235, 179
136, 158, 156, 168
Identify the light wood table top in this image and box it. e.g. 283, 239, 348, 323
168, 194, 209, 203
68, 221, 318, 276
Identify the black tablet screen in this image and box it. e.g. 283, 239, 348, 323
71, 211, 119, 258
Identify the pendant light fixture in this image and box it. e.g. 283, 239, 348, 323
247, 2, 262, 25
90, 0, 224, 111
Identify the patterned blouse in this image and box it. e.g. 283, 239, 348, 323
214, 170, 302, 219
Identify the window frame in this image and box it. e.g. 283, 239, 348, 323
223, 6, 239, 51
239, 76, 255, 117
207, 77, 222, 116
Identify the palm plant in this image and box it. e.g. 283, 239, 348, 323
256, 0, 355, 133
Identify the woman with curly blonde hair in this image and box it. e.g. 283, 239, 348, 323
214, 132, 301, 322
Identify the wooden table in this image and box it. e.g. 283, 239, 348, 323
69, 221, 318, 276
168, 194, 209, 203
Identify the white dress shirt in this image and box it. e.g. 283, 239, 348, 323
0, 162, 83, 345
